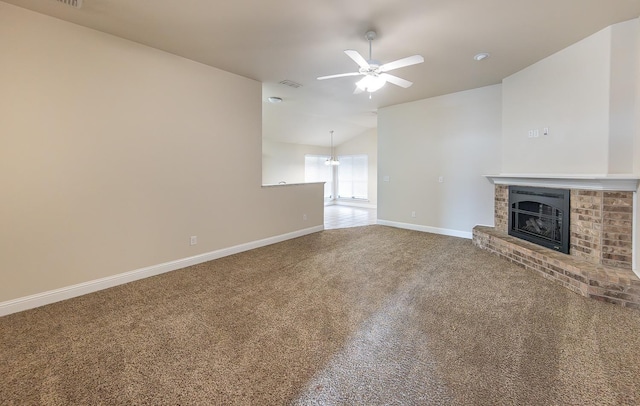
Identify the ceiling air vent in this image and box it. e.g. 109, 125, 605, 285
279, 80, 302, 89
56, 0, 83, 8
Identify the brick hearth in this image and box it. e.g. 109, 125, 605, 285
473, 183, 640, 309
473, 226, 640, 309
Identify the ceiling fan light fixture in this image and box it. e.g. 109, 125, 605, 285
368, 76, 387, 92
356, 76, 369, 90
356, 75, 386, 92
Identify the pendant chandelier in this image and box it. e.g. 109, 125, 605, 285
325, 130, 340, 166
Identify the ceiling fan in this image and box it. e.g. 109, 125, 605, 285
317, 30, 424, 94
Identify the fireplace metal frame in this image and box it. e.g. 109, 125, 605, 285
508, 186, 570, 254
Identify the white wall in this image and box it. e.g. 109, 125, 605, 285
501, 17, 640, 274
502, 18, 638, 175
378, 85, 502, 237
609, 19, 639, 174
635, 18, 640, 274
263, 130, 379, 206
636, 17, 640, 176
335, 128, 378, 206
262, 139, 328, 185
0, 3, 323, 305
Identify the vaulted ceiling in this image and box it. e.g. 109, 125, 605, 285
4, 0, 640, 146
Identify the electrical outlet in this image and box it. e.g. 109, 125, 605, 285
438, 176, 444, 183
411, 211, 416, 218
190, 236, 197, 246
303, 214, 308, 221
543, 127, 549, 135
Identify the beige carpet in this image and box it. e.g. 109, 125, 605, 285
2, 225, 640, 405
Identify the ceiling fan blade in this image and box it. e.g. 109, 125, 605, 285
344, 50, 370, 69
379, 55, 424, 72
380, 73, 413, 88
317, 72, 362, 80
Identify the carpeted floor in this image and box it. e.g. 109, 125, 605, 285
2, 225, 640, 405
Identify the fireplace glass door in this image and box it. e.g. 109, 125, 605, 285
508, 186, 570, 254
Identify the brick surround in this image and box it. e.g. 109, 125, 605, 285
493, 185, 633, 269
494, 185, 508, 233
473, 184, 639, 309
572, 190, 634, 269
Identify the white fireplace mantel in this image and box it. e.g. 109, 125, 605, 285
483, 174, 640, 192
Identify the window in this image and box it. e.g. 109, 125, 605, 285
304, 155, 332, 199
338, 154, 368, 200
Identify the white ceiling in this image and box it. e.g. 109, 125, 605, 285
4, 0, 640, 146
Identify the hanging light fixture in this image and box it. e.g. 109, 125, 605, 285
325, 130, 340, 166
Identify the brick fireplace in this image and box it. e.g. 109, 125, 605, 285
473, 175, 640, 309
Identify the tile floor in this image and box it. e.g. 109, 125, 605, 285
324, 204, 377, 229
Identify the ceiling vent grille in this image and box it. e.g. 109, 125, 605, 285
56, 0, 83, 8
279, 80, 302, 89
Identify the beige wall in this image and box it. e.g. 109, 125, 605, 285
378, 85, 502, 235
0, 3, 323, 303
502, 18, 638, 175
262, 139, 329, 185
335, 128, 378, 206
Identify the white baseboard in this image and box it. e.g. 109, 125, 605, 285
377, 220, 472, 239
0, 225, 324, 317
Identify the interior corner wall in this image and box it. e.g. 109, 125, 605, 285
335, 128, 378, 206
0, 2, 323, 304
502, 18, 639, 175
378, 84, 502, 235
501, 24, 613, 175
635, 17, 640, 176
609, 19, 638, 174
261, 139, 329, 185
636, 17, 640, 176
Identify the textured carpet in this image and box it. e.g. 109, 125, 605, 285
2, 225, 640, 405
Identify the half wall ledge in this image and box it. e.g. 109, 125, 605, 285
473, 225, 640, 310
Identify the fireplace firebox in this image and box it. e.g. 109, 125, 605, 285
508, 186, 570, 254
